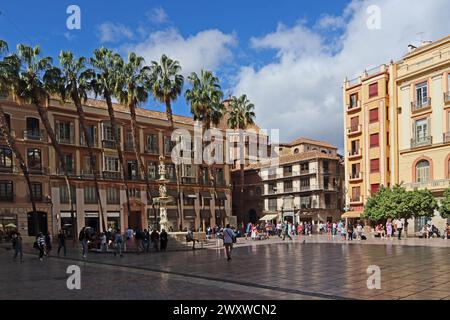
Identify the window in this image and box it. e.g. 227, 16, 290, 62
27, 148, 41, 171
415, 81, 428, 107
80, 124, 97, 146
351, 163, 360, 178
351, 140, 360, 154
416, 160, 430, 183
84, 186, 98, 204
387, 157, 390, 172
60, 185, 76, 204
183, 194, 195, 206
349, 93, 358, 108
370, 133, 379, 148
164, 136, 173, 155
300, 178, 310, 189
369, 83, 378, 98
3, 114, 11, 131
284, 180, 293, 192
300, 162, 309, 172
323, 160, 329, 172
106, 187, 120, 204
323, 177, 330, 189
82, 155, 96, 175
369, 108, 379, 123
414, 118, 429, 143
183, 164, 196, 178
0, 180, 13, 201
268, 198, 277, 211
283, 166, 292, 176
125, 131, 134, 150
148, 161, 157, 180
215, 168, 225, 186
127, 160, 139, 180
350, 116, 359, 131
0, 146, 12, 169
200, 167, 209, 184
386, 132, 390, 146
371, 184, 380, 194
30, 182, 42, 201
145, 134, 158, 154
127, 188, 141, 198
352, 187, 361, 201
26, 118, 40, 138
59, 154, 74, 175
268, 183, 276, 193
104, 156, 119, 172
293, 148, 299, 154
325, 194, 331, 206
56, 120, 74, 144
166, 163, 176, 182
300, 197, 311, 208
370, 159, 380, 173
102, 123, 120, 141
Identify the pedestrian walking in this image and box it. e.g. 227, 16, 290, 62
100, 232, 107, 252
356, 222, 363, 240
386, 220, 393, 239
396, 219, 404, 240
57, 229, 67, 257
223, 224, 235, 261
347, 223, 354, 241
78, 227, 89, 259
135, 228, 144, 254
143, 229, 150, 252
151, 229, 160, 251
12, 232, 24, 262
160, 229, 168, 252
35, 232, 46, 261
44, 232, 52, 255
114, 229, 124, 257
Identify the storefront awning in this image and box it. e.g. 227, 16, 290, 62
184, 209, 196, 219
216, 191, 227, 200
201, 191, 213, 199
259, 214, 278, 221
341, 211, 362, 219
184, 191, 197, 198
201, 209, 212, 219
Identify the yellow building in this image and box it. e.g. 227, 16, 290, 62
343, 35, 450, 233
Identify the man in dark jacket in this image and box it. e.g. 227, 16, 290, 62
57, 229, 67, 256
150, 229, 159, 251
160, 229, 168, 252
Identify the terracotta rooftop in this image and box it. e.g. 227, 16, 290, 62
83, 98, 194, 125
283, 137, 337, 149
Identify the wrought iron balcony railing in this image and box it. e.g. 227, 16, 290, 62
411, 97, 431, 112
411, 136, 432, 148
102, 140, 116, 149
23, 129, 45, 141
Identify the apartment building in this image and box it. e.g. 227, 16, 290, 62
258, 138, 344, 225
343, 35, 450, 232
0, 95, 232, 240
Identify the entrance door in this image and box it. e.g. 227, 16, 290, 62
27, 211, 48, 236
128, 211, 142, 230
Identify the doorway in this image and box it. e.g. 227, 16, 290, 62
128, 211, 142, 230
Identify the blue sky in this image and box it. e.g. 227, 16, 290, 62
1, 0, 449, 148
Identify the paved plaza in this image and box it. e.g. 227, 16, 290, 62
1, 238, 449, 300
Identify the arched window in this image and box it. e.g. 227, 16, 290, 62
416, 160, 430, 183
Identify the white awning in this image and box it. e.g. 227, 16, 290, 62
259, 214, 278, 221
107, 212, 120, 218
60, 212, 77, 218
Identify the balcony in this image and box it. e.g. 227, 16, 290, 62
127, 175, 142, 182
411, 136, 432, 149
29, 167, 48, 175
347, 125, 362, 136
144, 145, 158, 154
411, 97, 431, 113
404, 179, 450, 191
124, 143, 135, 152
0, 194, 14, 202
57, 137, 75, 145
348, 148, 362, 160
346, 101, 361, 113
80, 138, 98, 148
349, 172, 363, 182
444, 92, 450, 104
444, 132, 450, 143
80, 170, 96, 179
102, 171, 122, 180
349, 196, 363, 205
0, 166, 13, 173
23, 129, 45, 141
102, 140, 116, 149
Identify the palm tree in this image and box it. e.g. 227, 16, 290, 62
150, 54, 184, 228
7, 44, 75, 234
227, 94, 255, 221
47, 50, 106, 233
0, 40, 40, 234
90, 47, 132, 221
185, 70, 225, 225
149, 54, 184, 129
115, 52, 157, 220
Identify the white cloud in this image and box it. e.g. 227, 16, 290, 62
234, 0, 450, 149
125, 28, 237, 75
146, 7, 169, 24
97, 22, 134, 43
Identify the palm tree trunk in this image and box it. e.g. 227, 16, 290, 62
104, 94, 132, 224
33, 97, 75, 236
72, 93, 106, 233
0, 105, 39, 234
127, 100, 157, 224
164, 97, 174, 129
239, 129, 245, 222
